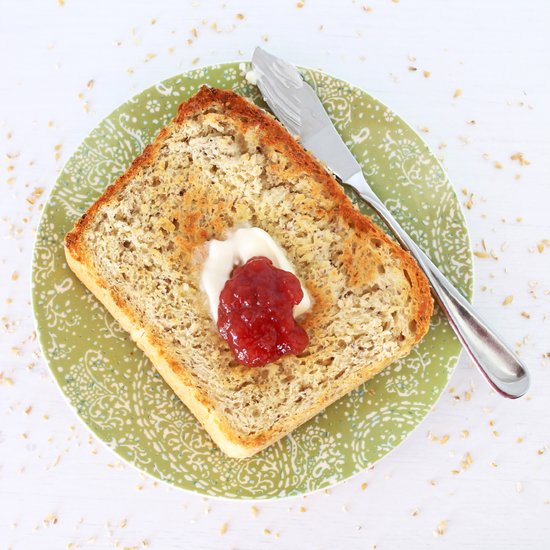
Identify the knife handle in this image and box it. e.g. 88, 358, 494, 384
345, 172, 530, 399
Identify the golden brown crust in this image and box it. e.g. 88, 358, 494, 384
64, 86, 433, 458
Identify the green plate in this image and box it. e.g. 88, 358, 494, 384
32, 62, 473, 499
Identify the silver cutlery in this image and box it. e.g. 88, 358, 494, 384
251, 46, 530, 399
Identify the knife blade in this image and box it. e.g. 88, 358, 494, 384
251, 47, 362, 183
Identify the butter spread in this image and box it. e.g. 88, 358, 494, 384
201, 227, 311, 322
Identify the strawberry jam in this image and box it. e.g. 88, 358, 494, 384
217, 256, 309, 367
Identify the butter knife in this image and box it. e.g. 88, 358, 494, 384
251, 47, 530, 398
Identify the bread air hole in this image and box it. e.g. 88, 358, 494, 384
409, 319, 418, 334
404, 269, 413, 286
334, 368, 346, 380
233, 380, 253, 392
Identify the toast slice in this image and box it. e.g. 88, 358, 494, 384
65, 86, 433, 458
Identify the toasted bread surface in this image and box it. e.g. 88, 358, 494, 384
65, 86, 433, 458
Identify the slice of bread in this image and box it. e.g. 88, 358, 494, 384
65, 86, 433, 458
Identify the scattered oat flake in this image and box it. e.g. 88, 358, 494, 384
250, 506, 258, 518
235, 13, 245, 19
537, 448, 546, 456
26, 187, 44, 205
11, 271, 19, 281
503, 295, 514, 306
516, 482, 523, 493
410, 508, 419, 516
297, 1, 305, 7
434, 520, 447, 537
219, 522, 228, 535
510, 152, 530, 166
408, 66, 417, 72
144, 53, 157, 63
119, 518, 127, 529
453, 88, 462, 98
192, 57, 200, 65
57, 0, 64, 5
494, 161, 503, 169
0, 372, 13, 386
517, 436, 524, 443
361, 482, 368, 491
44, 512, 58, 526
490, 461, 498, 468
460, 452, 473, 470
473, 251, 490, 259
423, 70, 430, 78
439, 434, 450, 445
299, 506, 307, 513
263, 528, 271, 535
460, 430, 469, 439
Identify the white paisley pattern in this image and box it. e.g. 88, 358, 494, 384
32, 63, 473, 499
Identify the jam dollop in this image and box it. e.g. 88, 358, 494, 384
217, 256, 309, 367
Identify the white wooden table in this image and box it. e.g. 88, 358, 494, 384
1, 1, 549, 548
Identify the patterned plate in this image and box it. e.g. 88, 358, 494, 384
32, 63, 472, 499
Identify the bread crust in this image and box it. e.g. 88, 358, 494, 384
65, 86, 433, 458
